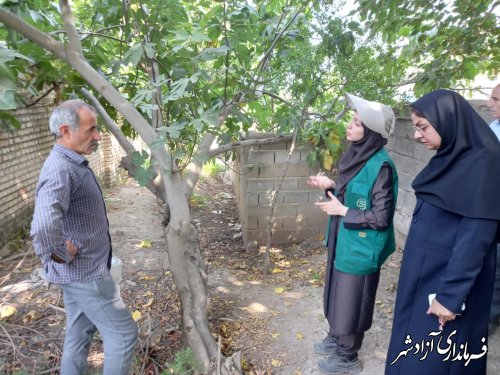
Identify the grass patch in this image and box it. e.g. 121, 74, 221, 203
190, 192, 207, 208
201, 160, 225, 178
162, 348, 203, 375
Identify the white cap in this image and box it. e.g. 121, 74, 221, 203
345, 93, 395, 138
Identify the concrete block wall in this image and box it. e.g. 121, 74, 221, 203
233, 134, 327, 248
0, 102, 139, 249
385, 113, 432, 248
234, 100, 493, 250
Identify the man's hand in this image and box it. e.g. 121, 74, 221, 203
314, 191, 348, 216
65, 240, 78, 261
307, 174, 336, 190
50, 240, 78, 263
427, 297, 457, 330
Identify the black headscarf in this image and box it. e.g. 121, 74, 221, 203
411, 89, 500, 220
336, 125, 387, 196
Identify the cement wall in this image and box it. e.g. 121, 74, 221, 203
234, 100, 494, 250
233, 134, 326, 248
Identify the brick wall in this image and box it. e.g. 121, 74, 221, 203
233, 133, 327, 248
0, 103, 140, 248
234, 100, 493, 250
0, 104, 54, 248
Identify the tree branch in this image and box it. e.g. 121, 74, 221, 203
223, 0, 230, 104
55, 1, 180, 218
78, 32, 125, 43
79, 88, 136, 155
80, 24, 126, 41
0, 8, 67, 60
258, 90, 291, 105
334, 106, 347, 122
60, 0, 83, 57
80, 89, 167, 204
207, 134, 294, 159
257, 2, 307, 72
25, 84, 56, 108
182, 98, 240, 195
55, 0, 160, 148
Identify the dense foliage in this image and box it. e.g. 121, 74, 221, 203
356, 0, 499, 95
1, 0, 407, 170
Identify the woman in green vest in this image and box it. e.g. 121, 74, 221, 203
309, 93, 398, 374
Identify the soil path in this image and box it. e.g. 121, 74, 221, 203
108, 178, 500, 374
1, 177, 499, 374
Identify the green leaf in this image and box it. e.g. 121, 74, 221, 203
0, 89, 15, 110
171, 29, 191, 42
0, 111, 21, 133
123, 44, 144, 66
191, 30, 211, 43
191, 119, 205, 132
199, 46, 229, 61
0, 47, 34, 64
165, 78, 189, 101
0, 64, 16, 110
134, 166, 156, 186
463, 60, 477, 80
144, 43, 156, 59
131, 150, 149, 165
130, 150, 155, 186
158, 125, 184, 139
397, 26, 412, 37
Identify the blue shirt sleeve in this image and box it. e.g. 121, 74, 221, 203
30, 170, 73, 266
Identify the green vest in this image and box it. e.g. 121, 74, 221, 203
332, 148, 398, 275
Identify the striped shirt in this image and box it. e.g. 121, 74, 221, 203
30, 144, 112, 283
490, 119, 500, 141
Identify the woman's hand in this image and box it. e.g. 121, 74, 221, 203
307, 174, 335, 190
315, 191, 348, 216
427, 297, 457, 330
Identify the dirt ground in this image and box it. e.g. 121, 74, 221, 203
1, 175, 499, 374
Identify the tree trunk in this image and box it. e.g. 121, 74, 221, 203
164, 220, 214, 363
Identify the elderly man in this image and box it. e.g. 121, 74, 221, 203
30, 100, 138, 374
488, 84, 500, 335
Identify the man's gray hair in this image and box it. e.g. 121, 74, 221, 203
49, 100, 97, 137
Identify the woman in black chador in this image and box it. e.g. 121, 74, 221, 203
386, 89, 500, 374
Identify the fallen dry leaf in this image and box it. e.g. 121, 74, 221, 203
136, 239, 152, 248
296, 332, 305, 340
274, 287, 284, 294
0, 305, 17, 320
131, 310, 142, 321
142, 298, 154, 309
22, 310, 39, 324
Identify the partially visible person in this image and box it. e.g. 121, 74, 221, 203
309, 94, 398, 374
386, 90, 500, 375
488, 83, 500, 335
487, 84, 500, 140
30, 100, 138, 375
